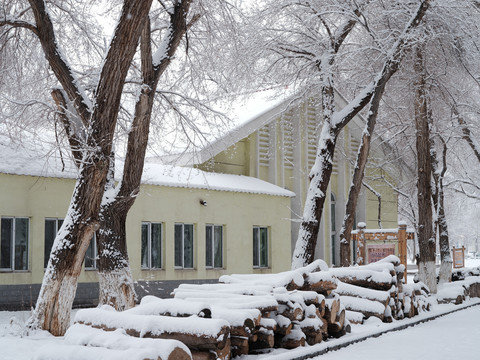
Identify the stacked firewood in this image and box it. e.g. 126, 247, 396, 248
171, 260, 348, 357
438, 269, 480, 304
329, 255, 431, 322
67, 256, 434, 359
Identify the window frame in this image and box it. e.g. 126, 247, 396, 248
1, 216, 30, 272
205, 224, 223, 269
174, 223, 195, 269
253, 226, 269, 269
84, 232, 98, 270
141, 222, 163, 270
44, 218, 64, 269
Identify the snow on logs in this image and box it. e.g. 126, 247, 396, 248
64, 323, 192, 360
66, 256, 435, 359
74, 305, 230, 359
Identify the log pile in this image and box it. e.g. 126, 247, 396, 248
329, 255, 430, 322
438, 275, 480, 304
66, 256, 437, 359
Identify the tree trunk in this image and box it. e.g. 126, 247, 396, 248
28, 0, 153, 335
292, 115, 339, 268
414, 45, 436, 293
431, 138, 451, 284
339, 69, 390, 267
96, 1, 197, 310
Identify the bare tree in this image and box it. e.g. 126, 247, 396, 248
413, 44, 436, 293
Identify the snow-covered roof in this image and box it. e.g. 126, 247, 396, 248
0, 139, 295, 198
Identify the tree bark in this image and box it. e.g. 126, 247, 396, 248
28, 0, 153, 336
414, 45, 436, 293
430, 137, 451, 284
97, 1, 198, 310
338, 69, 390, 267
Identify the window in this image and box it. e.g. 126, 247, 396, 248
206, 224, 223, 269
141, 222, 162, 269
44, 218, 64, 268
253, 226, 268, 268
84, 233, 97, 270
1, 217, 29, 271
331, 192, 336, 266
174, 223, 194, 269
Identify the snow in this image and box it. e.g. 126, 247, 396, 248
0, 139, 294, 198
1, 292, 480, 360
73, 305, 229, 337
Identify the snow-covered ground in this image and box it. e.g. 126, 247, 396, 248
1, 259, 479, 360
312, 304, 480, 360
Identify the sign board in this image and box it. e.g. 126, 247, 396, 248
452, 247, 465, 269
367, 244, 396, 263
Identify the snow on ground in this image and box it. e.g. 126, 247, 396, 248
1, 300, 480, 359
311, 304, 480, 360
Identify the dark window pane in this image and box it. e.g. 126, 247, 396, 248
260, 227, 268, 268
85, 235, 96, 269
141, 223, 149, 268
151, 223, 162, 269
184, 224, 194, 268
214, 225, 223, 268
253, 227, 259, 267
44, 220, 56, 268
174, 224, 183, 267
1, 218, 12, 269
205, 225, 213, 267
14, 218, 28, 270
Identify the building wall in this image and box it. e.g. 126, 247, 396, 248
0, 172, 292, 308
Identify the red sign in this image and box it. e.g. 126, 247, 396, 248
367, 244, 396, 263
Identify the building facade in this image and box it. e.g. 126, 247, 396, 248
0, 150, 293, 309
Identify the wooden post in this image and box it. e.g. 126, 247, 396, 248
356, 223, 366, 265
398, 222, 407, 283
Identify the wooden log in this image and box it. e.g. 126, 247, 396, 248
250, 329, 274, 350
64, 323, 192, 360
269, 313, 292, 335
128, 297, 212, 318
214, 338, 231, 360
306, 332, 323, 345
74, 308, 230, 351
231, 337, 249, 357
339, 295, 386, 321
191, 351, 216, 360
303, 272, 338, 296
345, 310, 364, 324
173, 293, 278, 313
277, 327, 306, 349
327, 321, 343, 334
334, 281, 391, 308
329, 268, 395, 291
278, 303, 304, 322
324, 296, 340, 324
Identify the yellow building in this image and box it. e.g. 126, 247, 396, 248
0, 144, 293, 309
